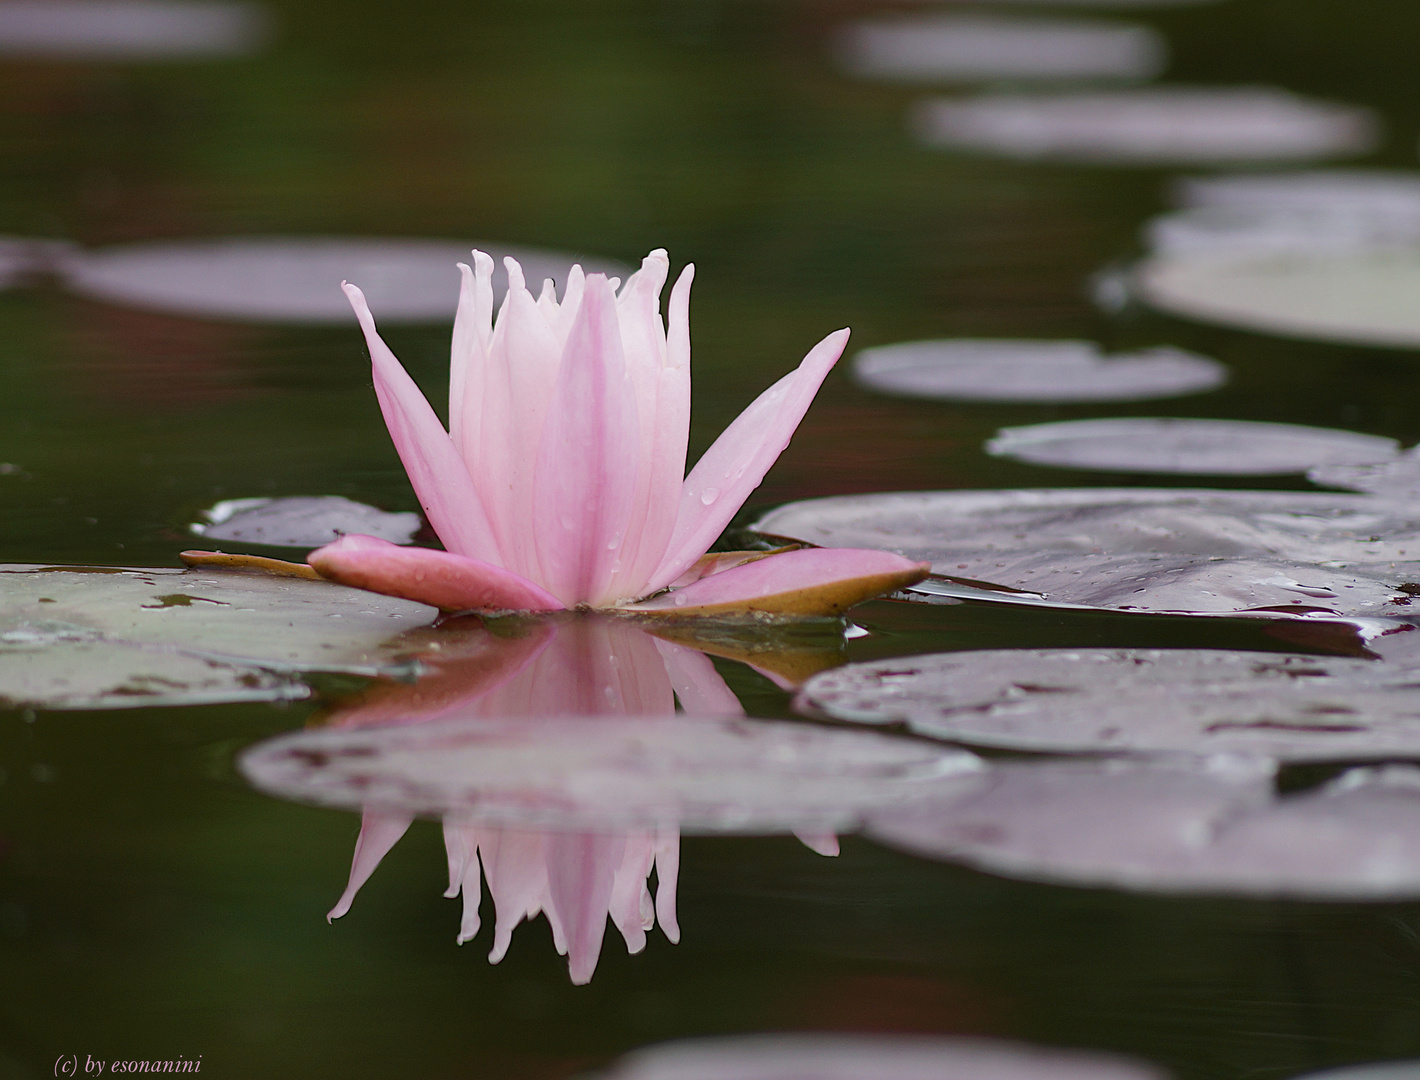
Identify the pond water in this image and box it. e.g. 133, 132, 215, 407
4, 1, 1420, 1078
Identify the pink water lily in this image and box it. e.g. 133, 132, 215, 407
309, 248, 927, 614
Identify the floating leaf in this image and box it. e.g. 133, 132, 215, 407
838, 16, 1164, 83
1311, 448, 1420, 498
0, 563, 435, 709
0, 1, 267, 59
1145, 206, 1420, 261
1288, 1063, 1420, 1080
753, 488, 1420, 620
1136, 247, 1420, 349
853, 340, 1225, 404
868, 759, 1420, 900
914, 89, 1377, 164
58, 236, 627, 325
192, 496, 422, 548
590, 1034, 1168, 1080
798, 648, 1420, 761
1175, 169, 1420, 217
238, 713, 986, 834
986, 418, 1398, 476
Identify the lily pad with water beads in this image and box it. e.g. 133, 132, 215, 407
837, 15, 1165, 84
985, 418, 1399, 476
192, 496, 423, 548
796, 647, 1420, 761
752, 488, 1420, 620
587, 1034, 1168, 1080
866, 758, 1420, 900
57, 236, 627, 325
913, 88, 1378, 165
852, 340, 1226, 404
237, 713, 987, 834
0, 563, 436, 709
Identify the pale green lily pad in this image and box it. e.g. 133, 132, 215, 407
0, 563, 436, 709
1136, 247, 1420, 349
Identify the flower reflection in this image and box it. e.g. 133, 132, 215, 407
312, 249, 927, 617
320, 614, 835, 984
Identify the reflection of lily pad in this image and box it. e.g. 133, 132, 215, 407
853, 340, 1225, 404
0, 564, 435, 709
986, 418, 1398, 476
754, 488, 1420, 620
1137, 247, 1420, 349
799, 648, 1420, 761
868, 759, 1420, 900
238, 713, 986, 833
592, 1034, 1167, 1080
192, 496, 422, 548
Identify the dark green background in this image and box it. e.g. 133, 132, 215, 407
3, 1, 1420, 1077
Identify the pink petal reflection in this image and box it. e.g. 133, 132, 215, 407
315, 613, 838, 984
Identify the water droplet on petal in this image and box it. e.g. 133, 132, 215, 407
701, 487, 720, 506
674, 593, 687, 606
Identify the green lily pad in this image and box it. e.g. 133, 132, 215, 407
0, 563, 436, 709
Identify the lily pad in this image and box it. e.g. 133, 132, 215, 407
797, 648, 1420, 761
753, 488, 1420, 620
838, 16, 1164, 83
1311, 449, 1420, 498
57, 236, 627, 325
1136, 246, 1420, 349
192, 496, 423, 548
853, 340, 1225, 403
1175, 170, 1420, 217
1290, 1064, 1420, 1080
867, 759, 1420, 900
0, 0, 266, 59
590, 1035, 1168, 1080
0, 563, 436, 709
238, 713, 987, 834
985, 418, 1398, 476
914, 88, 1378, 164
1145, 206, 1420, 261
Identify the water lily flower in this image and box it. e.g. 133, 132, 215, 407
309, 248, 927, 615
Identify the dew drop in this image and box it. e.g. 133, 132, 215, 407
701, 487, 720, 506
674, 594, 687, 606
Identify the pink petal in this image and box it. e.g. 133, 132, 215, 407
327, 807, 413, 922
616, 262, 694, 599
475, 258, 564, 582
533, 274, 641, 606
309, 533, 563, 613
794, 831, 841, 857
608, 834, 658, 955
344, 282, 504, 565
480, 829, 554, 965
624, 546, 929, 618
448, 252, 494, 453
644, 328, 850, 594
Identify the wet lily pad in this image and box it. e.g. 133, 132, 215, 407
753, 488, 1420, 620
868, 759, 1420, 900
590, 1034, 1168, 1080
192, 496, 422, 548
986, 418, 1398, 476
1311, 449, 1420, 498
0, 0, 267, 59
853, 340, 1225, 403
0, 563, 435, 709
238, 713, 987, 834
1136, 247, 1420, 349
58, 236, 627, 325
914, 88, 1377, 164
839, 16, 1164, 83
798, 648, 1420, 761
